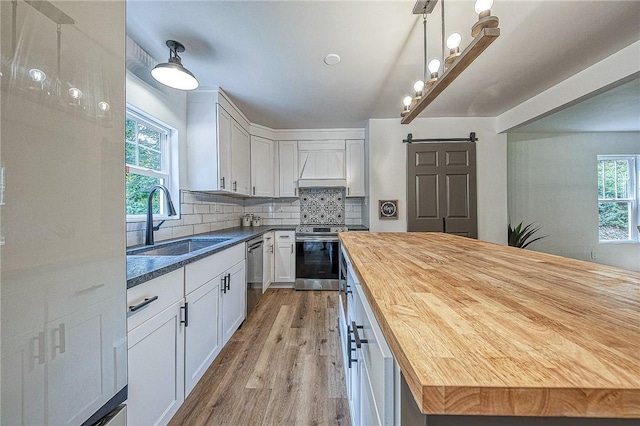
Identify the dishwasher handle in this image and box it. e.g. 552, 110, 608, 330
247, 241, 263, 252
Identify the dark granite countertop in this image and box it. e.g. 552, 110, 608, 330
126, 224, 370, 289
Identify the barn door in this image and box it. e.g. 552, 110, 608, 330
407, 142, 477, 238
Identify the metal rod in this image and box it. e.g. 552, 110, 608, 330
56, 24, 61, 76
403, 132, 477, 143
423, 13, 427, 82
441, 0, 445, 69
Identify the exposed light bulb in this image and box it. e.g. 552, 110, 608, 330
403, 96, 413, 107
68, 87, 83, 99
475, 0, 493, 14
98, 101, 110, 112
29, 68, 47, 83
413, 80, 425, 93
428, 59, 441, 74
446, 33, 462, 50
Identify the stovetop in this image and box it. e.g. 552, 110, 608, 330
296, 225, 349, 234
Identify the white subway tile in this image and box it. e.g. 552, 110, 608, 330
183, 214, 203, 225
193, 223, 212, 235
193, 204, 210, 214
172, 225, 194, 239
181, 204, 194, 215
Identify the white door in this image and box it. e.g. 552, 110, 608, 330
47, 299, 120, 426
184, 276, 223, 397
216, 104, 232, 191
251, 136, 275, 197
274, 242, 295, 282
127, 300, 185, 426
278, 141, 298, 197
221, 260, 246, 345
231, 120, 250, 195
346, 140, 365, 197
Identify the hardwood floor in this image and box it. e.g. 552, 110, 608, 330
169, 289, 351, 425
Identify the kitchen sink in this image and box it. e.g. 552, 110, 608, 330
127, 238, 231, 257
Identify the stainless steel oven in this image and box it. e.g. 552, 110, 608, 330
295, 226, 347, 290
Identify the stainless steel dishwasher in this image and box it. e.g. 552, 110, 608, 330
246, 236, 264, 317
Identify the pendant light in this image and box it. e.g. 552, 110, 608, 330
151, 40, 199, 91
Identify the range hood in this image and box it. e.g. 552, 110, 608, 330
297, 178, 347, 188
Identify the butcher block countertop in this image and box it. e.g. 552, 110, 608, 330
339, 232, 640, 418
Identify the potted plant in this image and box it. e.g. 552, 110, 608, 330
508, 221, 548, 249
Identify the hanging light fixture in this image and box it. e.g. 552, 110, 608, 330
400, 0, 500, 123
151, 40, 199, 91
401, 96, 413, 117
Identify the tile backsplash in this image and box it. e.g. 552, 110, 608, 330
127, 189, 364, 247
299, 188, 345, 225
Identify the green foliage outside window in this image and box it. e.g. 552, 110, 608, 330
597, 158, 633, 241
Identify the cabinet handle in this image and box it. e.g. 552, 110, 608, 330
294, 187, 297, 196
270, 244, 274, 253
290, 245, 293, 254
280, 235, 290, 239
351, 321, 367, 348
74, 283, 105, 295
253, 186, 256, 195
129, 296, 158, 313
181, 303, 189, 327
221, 176, 226, 189
221, 276, 227, 294
33, 331, 45, 365
347, 187, 350, 196
233, 181, 237, 191
226, 273, 231, 291
52, 323, 66, 356
347, 325, 357, 367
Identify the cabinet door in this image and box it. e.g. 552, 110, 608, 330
251, 136, 275, 197
1, 328, 46, 425
217, 104, 232, 191
346, 139, 365, 197
278, 141, 298, 197
263, 233, 273, 292
221, 260, 246, 346
47, 299, 121, 426
231, 120, 250, 195
274, 242, 295, 283
127, 300, 185, 426
184, 276, 222, 397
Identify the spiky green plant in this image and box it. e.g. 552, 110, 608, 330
508, 221, 548, 249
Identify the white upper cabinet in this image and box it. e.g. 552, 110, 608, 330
251, 136, 275, 197
346, 139, 365, 197
187, 90, 251, 194
298, 140, 346, 180
278, 141, 299, 197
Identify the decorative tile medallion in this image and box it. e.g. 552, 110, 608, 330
299, 188, 345, 225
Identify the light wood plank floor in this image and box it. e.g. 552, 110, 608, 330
169, 289, 351, 425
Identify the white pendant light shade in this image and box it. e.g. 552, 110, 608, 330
446, 33, 462, 50
475, 0, 493, 14
152, 40, 199, 91
428, 59, 441, 74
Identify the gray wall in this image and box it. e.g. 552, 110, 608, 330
507, 132, 640, 271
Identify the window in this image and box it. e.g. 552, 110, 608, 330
125, 110, 171, 218
597, 155, 638, 242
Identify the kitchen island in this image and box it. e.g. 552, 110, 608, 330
339, 232, 640, 422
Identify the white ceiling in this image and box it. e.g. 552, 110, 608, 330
126, 1, 640, 130
512, 76, 640, 133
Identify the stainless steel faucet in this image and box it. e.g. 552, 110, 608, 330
145, 185, 177, 245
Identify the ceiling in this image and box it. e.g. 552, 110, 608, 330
512, 76, 640, 133
126, 1, 640, 130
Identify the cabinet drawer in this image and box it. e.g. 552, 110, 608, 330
274, 231, 295, 241
185, 244, 244, 294
127, 268, 184, 332
355, 284, 394, 425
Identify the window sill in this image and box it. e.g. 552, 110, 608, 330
598, 240, 639, 245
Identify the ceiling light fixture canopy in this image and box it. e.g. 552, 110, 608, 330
400, 0, 500, 123
151, 40, 199, 91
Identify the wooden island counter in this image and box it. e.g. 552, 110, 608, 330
339, 232, 640, 421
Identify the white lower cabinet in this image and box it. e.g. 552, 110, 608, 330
274, 231, 296, 283
341, 250, 394, 426
127, 299, 185, 426
221, 260, 246, 345
184, 275, 222, 396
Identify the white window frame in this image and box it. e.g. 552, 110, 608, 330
597, 155, 639, 243
126, 109, 172, 220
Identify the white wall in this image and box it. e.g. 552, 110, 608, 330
508, 132, 640, 271
368, 118, 508, 244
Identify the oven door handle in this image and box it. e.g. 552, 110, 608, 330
295, 235, 339, 243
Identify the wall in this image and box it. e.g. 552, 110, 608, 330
508, 132, 640, 271
368, 117, 508, 244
